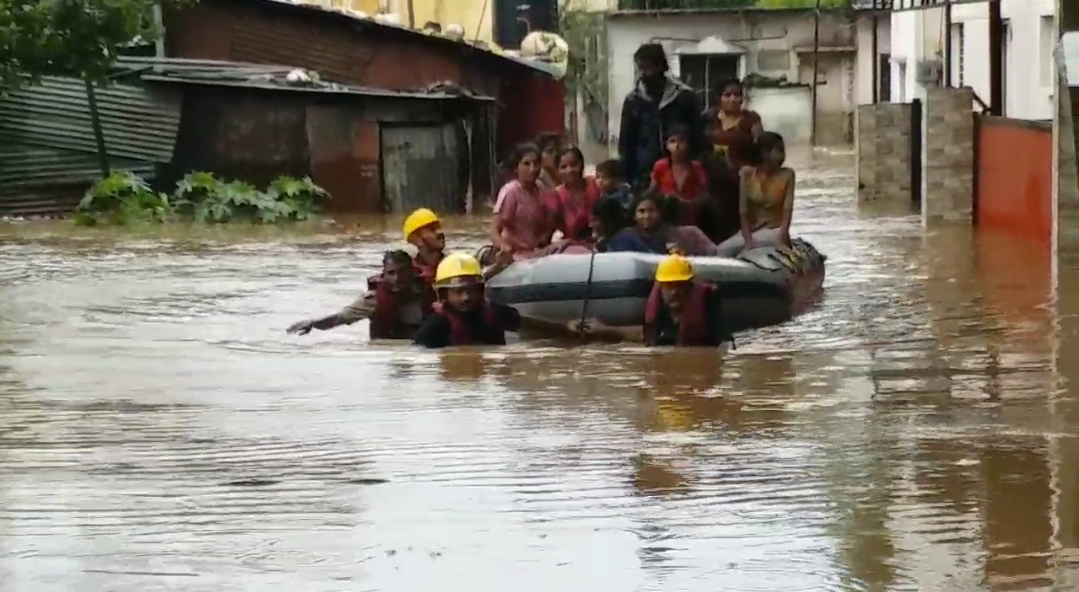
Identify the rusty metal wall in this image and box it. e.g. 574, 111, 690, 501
380, 124, 465, 215
0, 78, 181, 163
172, 91, 309, 188
0, 77, 181, 216
164, 2, 473, 93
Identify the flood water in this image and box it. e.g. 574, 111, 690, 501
2, 150, 1079, 591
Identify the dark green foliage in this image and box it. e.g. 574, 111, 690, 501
0, 0, 194, 91
74, 171, 328, 226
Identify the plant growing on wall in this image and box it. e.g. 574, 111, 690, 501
0, 0, 195, 92
74, 171, 329, 226
558, 0, 610, 142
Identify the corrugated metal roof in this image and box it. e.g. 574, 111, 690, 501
108, 55, 495, 101
0, 77, 181, 163
138, 73, 496, 100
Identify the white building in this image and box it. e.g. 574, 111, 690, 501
605, 8, 887, 148
888, 0, 1056, 120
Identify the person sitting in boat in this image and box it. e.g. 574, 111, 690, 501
589, 195, 630, 252
287, 250, 435, 339
594, 159, 634, 210
553, 145, 600, 242
716, 131, 794, 256
402, 207, 447, 282
648, 123, 708, 227
413, 252, 571, 349
705, 79, 763, 171
568, 254, 733, 347
535, 131, 564, 189
607, 191, 719, 256
490, 142, 561, 259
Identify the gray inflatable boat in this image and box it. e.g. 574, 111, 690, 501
481, 239, 825, 333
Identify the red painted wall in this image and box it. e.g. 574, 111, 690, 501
975, 116, 1052, 247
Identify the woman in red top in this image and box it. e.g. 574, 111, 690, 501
554, 145, 600, 242
650, 124, 708, 227
705, 80, 763, 172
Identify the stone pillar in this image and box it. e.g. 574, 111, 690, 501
922, 86, 974, 226
856, 103, 913, 205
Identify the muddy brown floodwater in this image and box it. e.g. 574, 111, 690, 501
3, 151, 1079, 591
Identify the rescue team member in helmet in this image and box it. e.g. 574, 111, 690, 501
287, 250, 435, 339
568, 254, 733, 347
413, 253, 571, 349
402, 208, 447, 282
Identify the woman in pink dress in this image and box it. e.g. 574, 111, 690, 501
553, 145, 601, 242
490, 143, 561, 258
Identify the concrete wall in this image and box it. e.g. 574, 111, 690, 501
855, 102, 912, 204
922, 87, 974, 225
890, 0, 1055, 120
606, 10, 864, 150
751, 86, 812, 145
855, 13, 892, 104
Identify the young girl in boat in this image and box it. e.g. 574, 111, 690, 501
554, 145, 600, 242
649, 124, 708, 226
716, 131, 795, 256
706, 79, 763, 171
490, 142, 560, 258
607, 191, 718, 256
535, 131, 563, 189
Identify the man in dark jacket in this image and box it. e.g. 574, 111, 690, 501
618, 43, 708, 189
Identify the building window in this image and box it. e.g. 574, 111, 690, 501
756, 50, 791, 74
1041, 15, 1055, 88
949, 23, 964, 87
1001, 18, 1010, 116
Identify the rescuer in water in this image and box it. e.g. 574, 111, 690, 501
569, 254, 733, 347
401, 208, 447, 283
412, 252, 570, 349
286, 250, 435, 339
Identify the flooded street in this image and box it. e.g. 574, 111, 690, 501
3, 151, 1079, 591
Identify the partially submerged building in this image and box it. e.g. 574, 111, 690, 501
161, 0, 566, 168
0, 58, 496, 217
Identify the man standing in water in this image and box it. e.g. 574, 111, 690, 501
618, 43, 706, 189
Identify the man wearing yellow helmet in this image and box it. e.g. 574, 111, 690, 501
402, 208, 447, 283
413, 252, 572, 348
570, 254, 732, 347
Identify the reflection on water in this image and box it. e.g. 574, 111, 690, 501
1, 151, 1078, 591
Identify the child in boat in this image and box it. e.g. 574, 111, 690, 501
535, 131, 563, 189
589, 196, 630, 252
595, 159, 634, 210
716, 131, 794, 256
649, 123, 708, 227
490, 142, 561, 258
553, 145, 600, 242
606, 191, 719, 256
568, 254, 733, 347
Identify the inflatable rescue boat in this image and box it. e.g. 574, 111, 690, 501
480, 239, 825, 333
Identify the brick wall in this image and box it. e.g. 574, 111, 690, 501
923, 87, 974, 225
855, 103, 912, 204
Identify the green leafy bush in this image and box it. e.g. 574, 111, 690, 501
74, 171, 329, 226
74, 171, 172, 226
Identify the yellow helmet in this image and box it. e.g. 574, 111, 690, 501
402, 208, 440, 241
434, 252, 483, 288
654, 254, 694, 283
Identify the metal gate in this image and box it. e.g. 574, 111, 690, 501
380, 123, 465, 214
